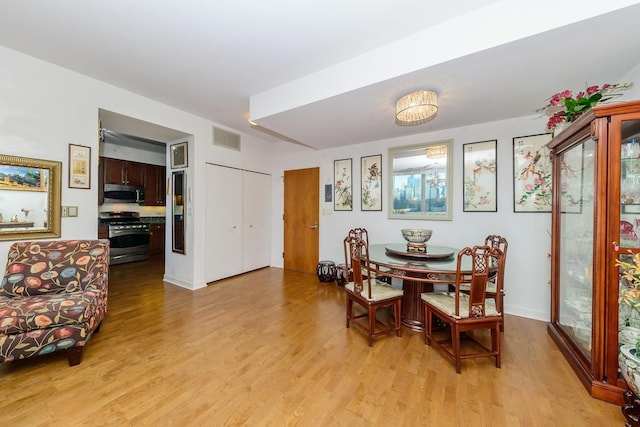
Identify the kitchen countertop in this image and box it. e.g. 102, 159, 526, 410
140, 216, 166, 224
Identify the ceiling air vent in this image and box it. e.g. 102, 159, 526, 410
213, 126, 241, 151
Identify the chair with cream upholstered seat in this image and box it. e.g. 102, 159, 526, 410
421, 244, 504, 373
343, 229, 403, 346
458, 235, 508, 331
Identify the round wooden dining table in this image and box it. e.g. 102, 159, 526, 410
366, 243, 469, 331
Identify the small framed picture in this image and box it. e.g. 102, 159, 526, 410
170, 141, 188, 169
68, 144, 91, 189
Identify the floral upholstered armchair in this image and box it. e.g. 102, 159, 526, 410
0, 240, 109, 366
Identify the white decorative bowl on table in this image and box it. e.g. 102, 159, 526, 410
401, 228, 432, 243
401, 229, 432, 252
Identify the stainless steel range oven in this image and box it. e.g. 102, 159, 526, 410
99, 211, 150, 265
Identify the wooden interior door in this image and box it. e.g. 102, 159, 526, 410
284, 167, 319, 273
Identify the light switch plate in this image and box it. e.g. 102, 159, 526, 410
61, 206, 78, 217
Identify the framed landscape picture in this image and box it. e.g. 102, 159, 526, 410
513, 133, 553, 212
463, 140, 496, 212
361, 154, 382, 211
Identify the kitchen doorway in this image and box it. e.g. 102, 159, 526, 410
98, 108, 190, 269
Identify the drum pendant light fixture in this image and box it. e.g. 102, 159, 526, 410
395, 90, 438, 126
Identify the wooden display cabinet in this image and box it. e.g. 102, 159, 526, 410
548, 100, 640, 405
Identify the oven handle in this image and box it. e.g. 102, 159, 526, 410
111, 253, 140, 261
109, 228, 150, 238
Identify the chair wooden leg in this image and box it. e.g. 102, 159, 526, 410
368, 307, 375, 347
395, 301, 402, 337
498, 293, 505, 332
346, 298, 352, 328
493, 322, 501, 368
452, 324, 461, 374
424, 304, 432, 346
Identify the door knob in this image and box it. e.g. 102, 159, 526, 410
310, 222, 318, 229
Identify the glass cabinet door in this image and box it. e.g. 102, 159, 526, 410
620, 131, 640, 249
618, 119, 640, 346
557, 138, 596, 358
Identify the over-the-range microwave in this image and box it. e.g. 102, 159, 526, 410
103, 184, 145, 204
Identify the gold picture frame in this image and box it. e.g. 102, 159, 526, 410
0, 154, 61, 241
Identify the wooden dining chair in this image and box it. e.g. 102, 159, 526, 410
421, 245, 504, 373
340, 227, 372, 284
458, 235, 508, 331
484, 235, 508, 331
343, 230, 403, 346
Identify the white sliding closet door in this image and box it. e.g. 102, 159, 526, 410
242, 170, 270, 272
205, 164, 243, 282
205, 165, 271, 283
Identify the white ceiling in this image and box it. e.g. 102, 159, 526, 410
1, 1, 640, 150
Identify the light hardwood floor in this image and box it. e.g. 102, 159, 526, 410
0, 258, 626, 426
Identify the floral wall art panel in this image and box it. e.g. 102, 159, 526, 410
463, 140, 496, 212
334, 158, 352, 211
361, 154, 382, 211
513, 133, 553, 212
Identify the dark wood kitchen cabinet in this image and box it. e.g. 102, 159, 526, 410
149, 223, 165, 256
102, 157, 145, 187
143, 164, 166, 206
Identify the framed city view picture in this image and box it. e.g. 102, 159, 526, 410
361, 154, 382, 211
334, 158, 352, 211
463, 140, 497, 212
513, 133, 553, 212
